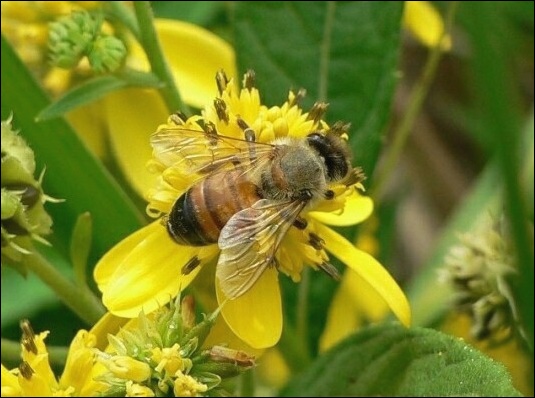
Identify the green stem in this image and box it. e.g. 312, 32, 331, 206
317, 2, 336, 102
279, 317, 312, 373
23, 252, 105, 325
371, 2, 458, 199
133, 1, 191, 116
105, 1, 140, 40
240, 368, 255, 397
1, 338, 68, 368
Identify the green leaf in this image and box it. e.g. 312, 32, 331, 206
234, 1, 404, 360
151, 1, 224, 26
233, 1, 403, 175
37, 70, 162, 121
1, 35, 145, 264
70, 212, 92, 288
281, 323, 521, 397
407, 162, 502, 327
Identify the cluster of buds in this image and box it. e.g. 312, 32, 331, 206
440, 215, 522, 343
48, 9, 126, 73
95, 295, 255, 397
1, 117, 54, 265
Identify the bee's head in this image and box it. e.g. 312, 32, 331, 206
306, 132, 351, 181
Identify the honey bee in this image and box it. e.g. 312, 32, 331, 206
152, 115, 361, 299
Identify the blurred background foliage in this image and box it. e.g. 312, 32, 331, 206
1, 1, 533, 396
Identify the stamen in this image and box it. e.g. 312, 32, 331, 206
318, 261, 341, 281
243, 70, 256, 91
201, 121, 219, 147
20, 320, 37, 354
309, 232, 325, 250
236, 118, 256, 142
307, 102, 329, 124
19, 361, 34, 380
182, 256, 201, 275
329, 121, 351, 137
214, 98, 229, 124
170, 111, 187, 125
289, 88, 307, 106
216, 69, 229, 95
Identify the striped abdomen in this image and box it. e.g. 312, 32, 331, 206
166, 169, 261, 246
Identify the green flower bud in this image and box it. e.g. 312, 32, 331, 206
87, 34, 126, 73
95, 295, 255, 397
48, 10, 100, 69
440, 215, 523, 344
1, 117, 54, 265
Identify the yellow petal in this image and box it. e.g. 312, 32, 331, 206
105, 88, 167, 197
128, 19, 237, 108
315, 223, 411, 327
94, 221, 163, 290
67, 100, 108, 158
96, 221, 211, 317
217, 267, 282, 349
1, 364, 21, 396
89, 312, 129, 350
318, 275, 360, 352
309, 190, 373, 226
403, 1, 452, 50
156, 19, 237, 108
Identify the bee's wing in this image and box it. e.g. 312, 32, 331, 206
151, 126, 274, 175
216, 199, 306, 299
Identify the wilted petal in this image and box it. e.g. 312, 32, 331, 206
315, 223, 411, 327
309, 190, 373, 226
216, 267, 282, 349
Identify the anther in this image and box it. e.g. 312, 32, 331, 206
318, 261, 341, 281
20, 320, 37, 354
216, 69, 229, 95
182, 256, 201, 275
309, 232, 325, 250
307, 102, 329, 124
243, 70, 256, 91
214, 98, 229, 124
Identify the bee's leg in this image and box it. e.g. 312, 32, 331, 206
293, 216, 308, 230
308, 232, 341, 280
236, 117, 257, 162
324, 190, 335, 199
181, 256, 201, 275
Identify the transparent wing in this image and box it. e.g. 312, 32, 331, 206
216, 199, 306, 299
151, 126, 275, 175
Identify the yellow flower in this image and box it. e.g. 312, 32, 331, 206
0, 321, 106, 397
95, 71, 411, 349
403, 1, 452, 50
